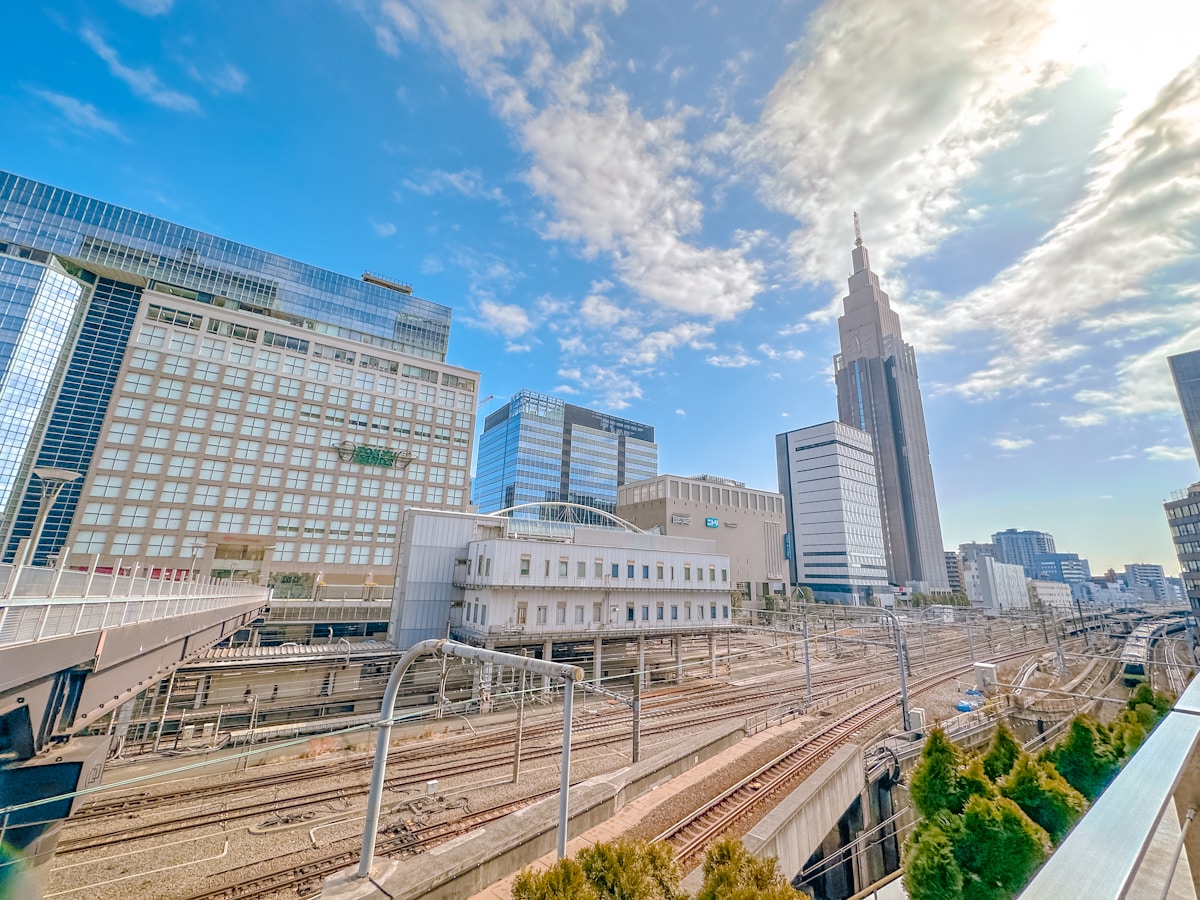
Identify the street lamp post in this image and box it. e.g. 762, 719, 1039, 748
19, 467, 83, 567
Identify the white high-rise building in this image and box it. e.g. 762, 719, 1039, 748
776, 421, 889, 603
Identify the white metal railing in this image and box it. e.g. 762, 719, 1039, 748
0, 562, 269, 649
1020, 674, 1200, 898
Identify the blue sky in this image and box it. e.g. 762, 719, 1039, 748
2, 0, 1198, 573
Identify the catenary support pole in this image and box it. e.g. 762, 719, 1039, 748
556, 677, 575, 859
358, 640, 582, 880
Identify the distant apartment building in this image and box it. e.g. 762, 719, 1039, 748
965, 556, 1029, 613
473, 391, 657, 522
944, 551, 964, 594
1033, 552, 1092, 584
1169, 350, 1200, 468
775, 422, 890, 604
1028, 579, 1073, 610
616, 473, 786, 608
1164, 483, 1200, 616
959, 542, 996, 565
0, 171, 477, 599
1121, 563, 1170, 604
992, 528, 1056, 577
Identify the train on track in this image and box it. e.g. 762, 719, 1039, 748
1120, 615, 1189, 686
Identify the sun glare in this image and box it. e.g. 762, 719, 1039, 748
1047, 0, 1200, 113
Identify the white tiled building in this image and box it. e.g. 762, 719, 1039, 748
389, 508, 736, 649
63, 290, 479, 598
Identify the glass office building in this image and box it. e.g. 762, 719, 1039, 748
473, 390, 657, 521
1170, 350, 1200, 470
0, 171, 470, 587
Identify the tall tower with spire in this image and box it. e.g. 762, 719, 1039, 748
834, 216, 949, 591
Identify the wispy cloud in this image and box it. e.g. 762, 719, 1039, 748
187, 62, 248, 95
370, 220, 397, 238
707, 351, 759, 368
992, 437, 1034, 451
81, 27, 199, 112
118, 0, 173, 15
402, 168, 505, 202
32, 89, 127, 141
1145, 445, 1194, 462
758, 343, 804, 362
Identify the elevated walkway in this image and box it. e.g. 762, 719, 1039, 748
0, 562, 268, 868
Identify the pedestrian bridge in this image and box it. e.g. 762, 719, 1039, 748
0, 562, 268, 865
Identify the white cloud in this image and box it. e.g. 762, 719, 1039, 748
1145, 445, 1194, 462
118, 0, 173, 15
758, 343, 804, 362
620, 322, 713, 366
33, 89, 126, 140
81, 27, 199, 112
362, 1, 762, 320
944, 62, 1200, 401
740, 0, 1067, 296
992, 437, 1034, 451
402, 168, 505, 202
1060, 410, 1108, 427
476, 299, 532, 338
420, 256, 443, 274
778, 321, 810, 336
579, 293, 626, 327
370, 220, 397, 237
706, 352, 758, 369
552, 383, 580, 394
505, 341, 533, 352
556, 364, 643, 409
675, 408, 685, 416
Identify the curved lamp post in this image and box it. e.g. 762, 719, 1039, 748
20, 467, 83, 567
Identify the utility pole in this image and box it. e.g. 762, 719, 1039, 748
512, 665, 526, 783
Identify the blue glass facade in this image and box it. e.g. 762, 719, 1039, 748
0, 259, 86, 526
0, 172, 451, 361
4, 279, 142, 563
473, 390, 657, 520
0, 171, 458, 566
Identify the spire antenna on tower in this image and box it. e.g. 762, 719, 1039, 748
853, 211, 862, 248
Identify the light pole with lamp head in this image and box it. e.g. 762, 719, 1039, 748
19, 467, 83, 567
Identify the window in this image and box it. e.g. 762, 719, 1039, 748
657, 564, 664, 579
108, 423, 137, 445
722, 606, 729, 619
577, 561, 586, 577
127, 478, 156, 501
627, 563, 635, 578
556, 605, 566, 624
186, 386, 214, 406
626, 606, 635, 622
721, 568, 727, 582
113, 398, 145, 419
153, 508, 182, 530
576, 606, 586, 624
559, 559, 569, 577
97, 448, 129, 471
641, 606, 649, 621
81, 503, 114, 526
710, 566, 717, 582
134, 453, 163, 474
611, 564, 620, 578
148, 402, 177, 424
595, 560, 603, 577
671, 606, 678, 620
656, 606, 664, 621
167, 457, 195, 478
218, 512, 245, 532
193, 485, 219, 506
544, 559, 551, 576
536, 606, 547, 625
684, 566, 691, 581
697, 567, 703, 582
112, 533, 143, 554
711, 605, 718, 619
199, 459, 227, 481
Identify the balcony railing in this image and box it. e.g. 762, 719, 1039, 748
1020, 673, 1200, 898
0, 562, 268, 649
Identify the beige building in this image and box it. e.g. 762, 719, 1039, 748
616, 474, 787, 608
62, 289, 479, 599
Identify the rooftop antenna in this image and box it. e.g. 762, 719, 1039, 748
853, 211, 863, 248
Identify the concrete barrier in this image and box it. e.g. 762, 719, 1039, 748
741, 744, 864, 881
323, 719, 747, 899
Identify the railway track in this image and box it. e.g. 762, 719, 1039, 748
654, 646, 1043, 870
177, 790, 560, 900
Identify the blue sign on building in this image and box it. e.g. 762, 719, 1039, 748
784, 533, 793, 560
705, 517, 719, 528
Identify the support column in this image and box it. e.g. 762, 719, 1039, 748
674, 634, 683, 683
709, 632, 718, 677
542, 639, 554, 695
593, 637, 603, 684
637, 636, 646, 687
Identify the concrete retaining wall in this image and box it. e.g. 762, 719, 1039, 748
741, 744, 865, 880
324, 719, 747, 899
